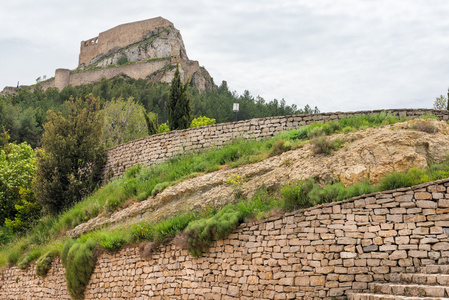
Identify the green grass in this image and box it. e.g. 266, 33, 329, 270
0, 112, 442, 274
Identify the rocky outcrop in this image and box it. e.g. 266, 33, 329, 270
68, 119, 449, 237
1, 17, 215, 94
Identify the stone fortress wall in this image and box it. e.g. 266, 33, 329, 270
1, 178, 449, 299
79, 17, 175, 67
104, 108, 449, 181
1, 17, 208, 94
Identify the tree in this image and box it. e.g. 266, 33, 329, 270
433, 94, 447, 110
102, 98, 148, 148
168, 64, 192, 130
0, 132, 37, 225
190, 116, 216, 128
142, 110, 158, 135
34, 94, 106, 214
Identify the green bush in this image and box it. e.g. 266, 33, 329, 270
98, 231, 127, 252
158, 123, 170, 133
5, 188, 42, 233
269, 140, 291, 157
0, 140, 37, 225
190, 116, 216, 128
36, 250, 59, 277
0, 226, 13, 248
185, 206, 242, 257
311, 136, 344, 155
151, 182, 169, 196
62, 238, 97, 300
18, 247, 42, 269
117, 55, 128, 65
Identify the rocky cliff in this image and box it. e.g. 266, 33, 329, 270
2, 17, 215, 94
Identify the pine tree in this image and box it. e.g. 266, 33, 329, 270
168, 64, 192, 130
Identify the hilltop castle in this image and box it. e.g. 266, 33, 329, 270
2, 17, 214, 94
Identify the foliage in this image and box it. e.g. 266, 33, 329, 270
409, 120, 438, 134
311, 136, 344, 155
190, 116, 216, 128
102, 98, 148, 148
61, 238, 97, 300
117, 55, 128, 66
433, 94, 447, 110
18, 247, 42, 269
98, 231, 127, 252
34, 94, 106, 215
5, 113, 447, 271
158, 123, 170, 133
185, 205, 242, 256
0, 226, 13, 248
36, 250, 59, 277
0, 76, 319, 147
269, 140, 292, 157
143, 109, 158, 135
5, 188, 42, 233
151, 182, 169, 196
168, 64, 192, 130
226, 174, 245, 186
0, 138, 37, 225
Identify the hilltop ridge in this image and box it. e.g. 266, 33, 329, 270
2, 17, 215, 94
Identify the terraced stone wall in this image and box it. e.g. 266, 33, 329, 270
1, 178, 449, 299
104, 108, 449, 180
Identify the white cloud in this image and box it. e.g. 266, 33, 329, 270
1, 0, 449, 112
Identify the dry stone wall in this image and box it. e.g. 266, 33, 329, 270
104, 108, 449, 180
2, 178, 449, 299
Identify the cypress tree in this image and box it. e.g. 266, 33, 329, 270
168, 64, 191, 130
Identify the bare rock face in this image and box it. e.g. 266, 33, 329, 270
89, 27, 187, 67
68, 119, 449, 237
85, 24, 214, 93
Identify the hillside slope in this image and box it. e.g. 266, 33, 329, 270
68, 118, 449, 237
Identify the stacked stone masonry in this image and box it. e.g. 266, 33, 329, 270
104, 108, 449, 180
1, 178, 449, 299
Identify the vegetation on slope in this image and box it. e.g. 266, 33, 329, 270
0, 112, 447, 299
0, 77, 318, 148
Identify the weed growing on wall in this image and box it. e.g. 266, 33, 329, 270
61, 238, 97, 300
36, 250, 59, 277
184, 206, 242, 257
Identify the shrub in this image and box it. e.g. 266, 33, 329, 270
190, 116, 216, 128
5, 188, 42, 233
62, 238, 97, 300
410, 121, 438, 134
0, 140, 37, 225
98, 231, 127, 252
117, 55, 128, 66
36, 250, 59, 277
269, 140, 291, 157
379, 167, 429, 190
0, 226, 13, 248
151, 182, 169, 196
18, 247, 42, 269
184, 206, 242, 257
311, 136, 344, 155
281, 178, 315, 209
158, 123, 170, 133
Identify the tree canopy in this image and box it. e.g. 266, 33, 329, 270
33, 94, 105, 214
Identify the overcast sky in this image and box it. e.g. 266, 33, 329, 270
1, 0, 449, 112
